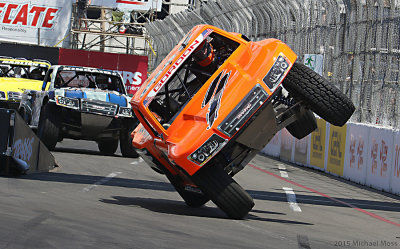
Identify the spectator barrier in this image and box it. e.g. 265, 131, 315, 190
261, 120, 400, 196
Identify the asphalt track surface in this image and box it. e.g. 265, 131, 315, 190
0, 139, 399, 249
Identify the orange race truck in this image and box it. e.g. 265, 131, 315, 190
130, 25, 355, 219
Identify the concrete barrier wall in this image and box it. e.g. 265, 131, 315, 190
261, 120, 400, 196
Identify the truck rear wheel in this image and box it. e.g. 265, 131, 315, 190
120, 125, 139, 158
98, 140, 118, 155
191, 164, 254, 219
282, 62, 355, 126
37, 103, 60, 150
286, 109, 317, 139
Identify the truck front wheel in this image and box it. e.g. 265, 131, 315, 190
191, 164, 254, 219
37, 103, 60, 150
98, 140, 118, 155
165, 171, 209, 208
120, 125, 139, 158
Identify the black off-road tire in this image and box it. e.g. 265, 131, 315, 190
282, 62, 355, 126
37, 103, 60, 150
120, 125, 139, 158
191, 164, 254, 219
18, 107, 30, 124
98, 140, 118, 155
286, 109, 317, 139
165, 172, 209, 208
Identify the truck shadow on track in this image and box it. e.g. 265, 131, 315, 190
20, 173, 400, 213
53, 147, 124, 158
99, 196, 314, 224
247, 190, 400, 212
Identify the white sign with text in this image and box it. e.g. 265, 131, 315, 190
0, 1, 72, 46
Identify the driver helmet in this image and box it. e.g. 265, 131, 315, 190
30, 68, 43, 80
96, 74, 109, 90
193, 40, 215, 67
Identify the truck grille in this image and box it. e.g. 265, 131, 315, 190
81, 100, 117, 116
7, 91, 22, 101
218, 85, 269, 137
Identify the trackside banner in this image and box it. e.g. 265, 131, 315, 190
91, 0, 162, 12
58, 48, 148, 95
0, 1, 71, 47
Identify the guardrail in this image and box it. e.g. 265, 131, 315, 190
145, 0, 400, 130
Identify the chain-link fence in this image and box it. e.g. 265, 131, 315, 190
145, 0, 400, 129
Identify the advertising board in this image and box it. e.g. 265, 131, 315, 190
280, 128, 293, 162
58, 48, 148, 95
343, 123, 370, 184
366, 127, 393, 191
91, 0, 162, 12
309, 118, 327, 170
261, 131, 281, 158
326, 124, 348, 176
391, 130, 400, 195
0, 1, 72, 47
294, 134, 310, 166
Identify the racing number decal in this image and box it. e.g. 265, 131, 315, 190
203, 70, 231, 129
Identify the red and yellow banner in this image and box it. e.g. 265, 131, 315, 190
327, 124, 347, 176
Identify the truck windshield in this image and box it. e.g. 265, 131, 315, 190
55, 70, 125, 94
148, 32, 239, 127
0, 64, 48, 80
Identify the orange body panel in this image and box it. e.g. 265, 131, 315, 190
131, 24, 297, 176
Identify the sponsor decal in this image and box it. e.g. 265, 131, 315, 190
218, 85, 268, 137
118, 70, 143, 93
236, 103, 252, 120
349, 134, 364, 169
0, 3, 59, 29
61, 66, 119, 76
0, 59, 48, 67
310, 119, 326, 169
370, 139, 388, 177
12, 137, 34, 162
116, 0, 146, 4
141, 54, 176, 99
327, 124, 347, 176
144, 29, 213, 106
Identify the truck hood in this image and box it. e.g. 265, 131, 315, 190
55, 88, 129, 107
0, 77, 43, 93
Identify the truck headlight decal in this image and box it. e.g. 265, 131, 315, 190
56, 96, 80, 109
118, 107, 133, 117
188, 134, 227, 166
263, 53, 291, 91
7, 91, 22, 101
